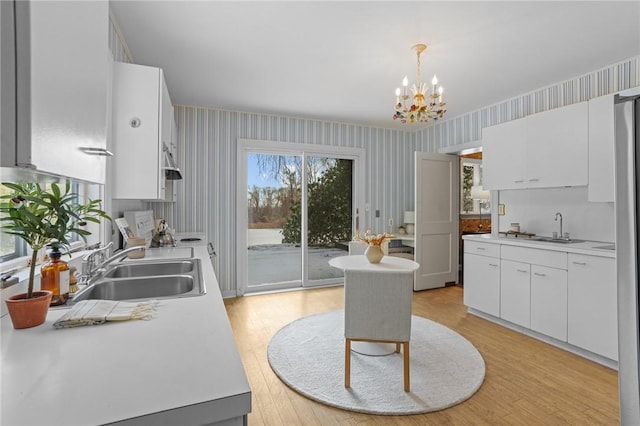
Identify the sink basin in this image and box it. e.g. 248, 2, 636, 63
72, 258, 205, 302
72, 275, 203, 302
104, 260, 195, 278
528, 236, 585, 244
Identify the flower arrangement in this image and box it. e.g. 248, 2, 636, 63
357, 231, 395, 246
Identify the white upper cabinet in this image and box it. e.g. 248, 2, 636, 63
3, 0, 110, 183
482, 118, 527, 190
483, 102, 588, 190
587, 94, 615, 202
112, 62, 176, 201
526, 102, 588, 188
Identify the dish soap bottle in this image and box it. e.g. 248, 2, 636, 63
40, 246, 70, 306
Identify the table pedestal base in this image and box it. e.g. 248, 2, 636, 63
351, 342, 396, 356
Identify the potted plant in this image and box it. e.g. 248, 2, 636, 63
397, 224, 406, 235
0, 182, 111, 329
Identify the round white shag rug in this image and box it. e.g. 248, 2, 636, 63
267, 310, 485, 415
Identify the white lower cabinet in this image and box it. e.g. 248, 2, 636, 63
530, 265, 568, 342
500, 260, 530, 328
463, 242, 500, 317
501, 245, 568, 341
465, 238, 618, 364
568, 254, 618, 360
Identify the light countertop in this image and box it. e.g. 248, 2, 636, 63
462, 233, 616, 258
0, 246, 251, 425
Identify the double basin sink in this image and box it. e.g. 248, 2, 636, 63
72, 257, 205, 303
527, 236, 584, 244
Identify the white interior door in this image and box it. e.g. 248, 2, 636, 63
414, 152, 459, 290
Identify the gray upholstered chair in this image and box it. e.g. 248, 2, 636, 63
343, 269, 413, 391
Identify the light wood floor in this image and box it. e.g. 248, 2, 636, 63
224, 285, 619, 425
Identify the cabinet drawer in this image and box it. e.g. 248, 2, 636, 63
501, 245, 567, 269
464, 240, 500, 258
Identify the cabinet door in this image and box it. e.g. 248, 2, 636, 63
112, 63, 162, 199
530, 265, 567, 341
526, 102, 588, 188
463, 253, 500, 316
500, 260, 530, 327
28, 0, 109, 183
482, 118, 527, 190
568, 254, 617, 360
588, 95, 615, 202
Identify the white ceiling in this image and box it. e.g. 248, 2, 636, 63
110, 1, 640, 130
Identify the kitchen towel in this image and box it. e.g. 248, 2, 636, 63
53, 299, 157, 329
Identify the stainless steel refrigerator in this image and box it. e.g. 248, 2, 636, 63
615, 88, 640, 424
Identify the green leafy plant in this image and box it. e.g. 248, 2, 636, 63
0, 182, 111, 299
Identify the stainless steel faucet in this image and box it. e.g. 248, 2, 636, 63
554, 212, 563, 239
92, 246, 145, 273
79, 243, 145, 285
81, 242, 114, 278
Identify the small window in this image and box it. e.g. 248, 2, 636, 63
0, 181, 85, 262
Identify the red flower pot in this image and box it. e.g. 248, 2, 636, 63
5, 291, 53, 329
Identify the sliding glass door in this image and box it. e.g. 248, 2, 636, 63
238, 141, 363, 294
306, 157, 352, 282
246, 153, 302, 287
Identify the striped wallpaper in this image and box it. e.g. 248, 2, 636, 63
108, 17, 639, 296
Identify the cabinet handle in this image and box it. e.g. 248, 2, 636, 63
534, 272, 546, 277
529, 178, 540, 182
514, 180, 525, 183
572, 261, 587, 266
476, 247, 486, 251
80, 147, 114, 157
517, 269, 528, 273
489, 263, 498, 267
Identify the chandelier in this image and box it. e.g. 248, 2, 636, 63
393, 44, 446, 124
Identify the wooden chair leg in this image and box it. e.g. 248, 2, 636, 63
403, 342, 410, 392
345, 339, 351, 388
395, 343, 401, 353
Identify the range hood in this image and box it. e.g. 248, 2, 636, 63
162, 143, 183, 180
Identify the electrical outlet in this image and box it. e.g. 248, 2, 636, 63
365, 204, 370, 212
388, 218, 393, 227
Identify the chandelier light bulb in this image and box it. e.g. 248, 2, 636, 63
395, 88, 401, 96
431, 75, 438, 86
402, 76, 409, 87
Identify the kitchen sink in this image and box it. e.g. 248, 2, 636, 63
72, 258, 205, 302
104, 260, 195, 278
528, 236, 585, 244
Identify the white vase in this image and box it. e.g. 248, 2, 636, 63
406, 223, 415, 234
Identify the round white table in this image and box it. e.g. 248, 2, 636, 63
329, 255, 419, 355
329, 254, 419, 273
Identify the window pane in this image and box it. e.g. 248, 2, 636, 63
0, 181, 83, 261
0, 184, 20, 260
